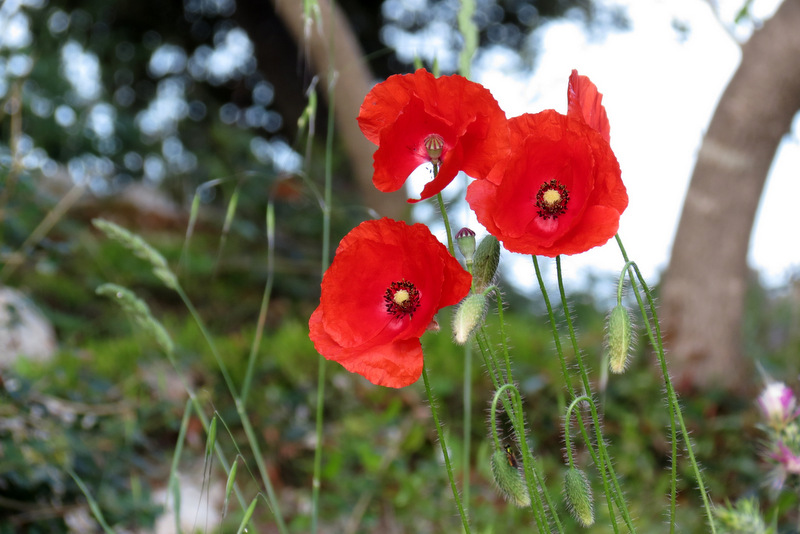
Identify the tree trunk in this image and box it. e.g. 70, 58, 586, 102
661, 0, 800, 392
268, 0, 408, 220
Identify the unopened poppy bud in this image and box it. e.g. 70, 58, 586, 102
455, 227, 476, 265
564, 467, 594, 527
453, 293, 487, 344
473, 235, 500, 293
491, 447, 530, 508
606, 304, 633, 374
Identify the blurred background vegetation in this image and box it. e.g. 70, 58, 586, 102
1, 0, 799, 531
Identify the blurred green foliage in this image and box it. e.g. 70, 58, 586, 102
3, 189, 800, 531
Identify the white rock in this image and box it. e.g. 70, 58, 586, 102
0, 287, 57, 367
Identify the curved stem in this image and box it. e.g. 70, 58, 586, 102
531, 256, 621, 534
490, 385, 557, 533
564, 395, 593, 468
555, 256, 635, 532
615, 235, 717, 534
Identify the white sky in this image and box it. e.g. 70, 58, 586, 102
415, 0, 798, 293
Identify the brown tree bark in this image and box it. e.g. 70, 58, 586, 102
268, 0, 408, 220
661, 0, 800, 392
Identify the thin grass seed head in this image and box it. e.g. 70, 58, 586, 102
96, 283, 174, 354
92, 218, 178, 289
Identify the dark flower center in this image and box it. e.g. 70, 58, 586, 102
424, 134, 445, 166
384, 279, 421, 319
535, 179, 570, 220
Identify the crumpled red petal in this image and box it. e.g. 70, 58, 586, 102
567, 69, 611, 143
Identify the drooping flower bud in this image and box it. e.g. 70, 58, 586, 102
606, 304, 633, 374
452, 293, 487, 344
473, 235, 500, 293
490, 446, 530, 508
564, 467, 594, 527
455, 227, 477, 266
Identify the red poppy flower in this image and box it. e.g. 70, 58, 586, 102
308, 218, 472, 388
357, 68, 509, 203
466, 74, 627, 257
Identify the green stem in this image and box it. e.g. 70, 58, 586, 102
422, 364, 471, 533
436, 192, 455, 256
614, 235, 717, 533
477, 326, 560, 532
463, 342, 472, 515
564, 395, 593, 468
433, 189, 469, 512
241, 201, 275, 405
492, 384, 564, 533
531, 256, 621, 533
310, 9, 338, 528
555, 256, 635, 532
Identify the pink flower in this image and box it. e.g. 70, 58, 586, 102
768, 442, 800, 490
758, 381, 798, 429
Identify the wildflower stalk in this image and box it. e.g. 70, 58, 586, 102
476, 298, 562, 532
563, 396, 596, 526
491, 383, 563, 533
436, 192, 456, 256
240, 201, 275, 405
421, 364, 471, 533
174, 284, 289, 534
616, 259, 677, 531
94, 257, 249, 515
310, 2, 337, 527
435, 187, 469, 512
530, 255, 623, 533
555, 256, 636, 531
614, 235, 717, 533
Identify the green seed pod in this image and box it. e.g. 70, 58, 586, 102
473, 235, 500, 293
606, 304, 633, 374
491, 446, 530, 508
452, 293, 487, 345
455, 227, 477, 265
564, 467, 594, 527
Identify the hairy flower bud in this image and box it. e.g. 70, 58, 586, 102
564, 467, 594, 527
452, 293, 487, 344
490, 447, 530, 508
473, 235, 500, 293
606, 304, 633, 374
714, 497, 770, 534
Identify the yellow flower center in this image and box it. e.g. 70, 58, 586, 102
393, 290, 410, 305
